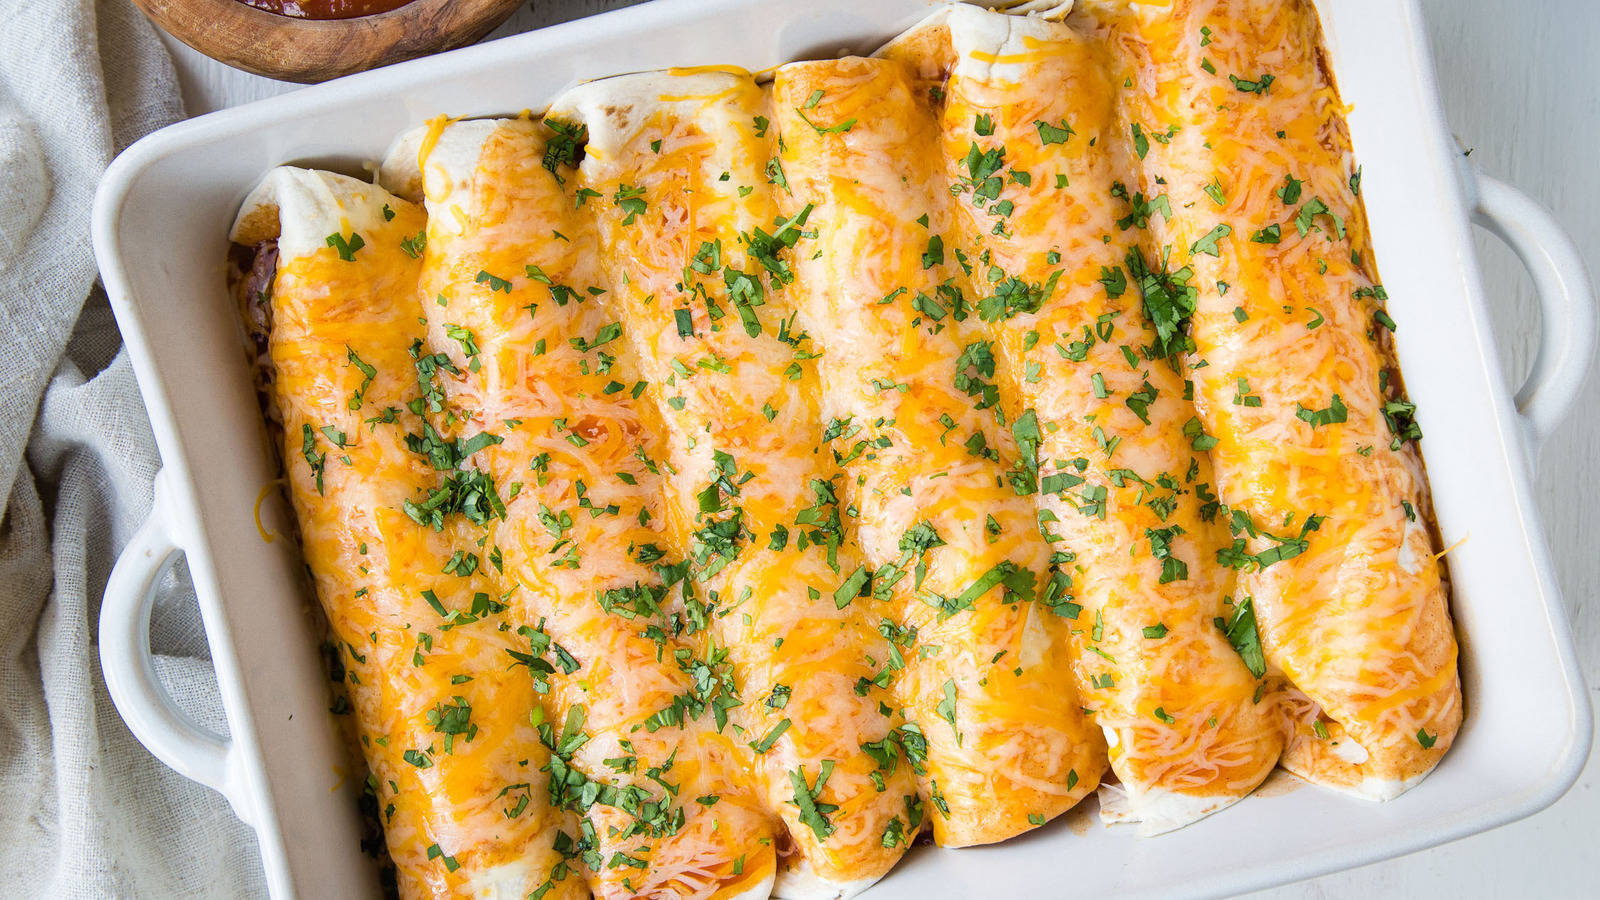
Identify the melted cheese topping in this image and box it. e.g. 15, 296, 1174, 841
771, 56, 1106, 848
1073, 0, 1461, 794
886, 3, 1282, 834
551, 71, 917, 892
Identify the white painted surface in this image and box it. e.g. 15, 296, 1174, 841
155, 0, 1599, 895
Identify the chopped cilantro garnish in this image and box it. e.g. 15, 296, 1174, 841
935, 679, 961, 744
542, 118, 587, 178
1191, 223, 1232, 258
1381, 397, 1423, 449
299, 424, 326, 494
834, 565, 871, 609
399, 230, 426, 259
1277, 174, 1304, 205
475, 269, 513, 293
1099, 265, 1127, 298
1203, 177, 1227, 206
613, 185, 647, 226
1250, 224, 1282, 244
325, 231, 364, 261
345, 347, 376, 409
1182, 416, 1217, 451
749, 718, 791, 754
1217, 597, 1266, 677
1145, 525, 1189, 583
1229, 73, 1275, 94
1295, 394, 1349, 429
1126, 247, 1196, 358
1035, 119, 1074, 145
789, 763, 839, 840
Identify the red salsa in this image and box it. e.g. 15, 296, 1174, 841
237, 0, 415, 19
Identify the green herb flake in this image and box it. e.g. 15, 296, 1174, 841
1229, 72, 1276, 95
1277, 174, 1304, 205
475, 269, 513, 293
1250, 224, 1282, 244
789, 763, 839, 841
1295, 394, 1349, 429
325, 231, 365, 261
935, 679, 960, 743
1217, 596, 1267, 677
833, 565, 871, 609
749, 718, 792, 754
1035, 119, 1075, 145
1191, 223, 1232, 258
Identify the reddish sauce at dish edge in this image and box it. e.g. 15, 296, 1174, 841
238, 0, 414, 19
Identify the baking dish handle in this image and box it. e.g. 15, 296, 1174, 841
1469, 170, 1598, 457
100, 469, 244, 815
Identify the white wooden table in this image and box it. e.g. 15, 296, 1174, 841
159, 1, 1600, 895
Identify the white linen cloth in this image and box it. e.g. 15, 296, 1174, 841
0, 0, 267, 895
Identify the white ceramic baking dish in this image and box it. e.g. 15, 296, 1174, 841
91, 1, 1595, 897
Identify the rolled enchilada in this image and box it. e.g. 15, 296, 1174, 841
547, 71, 921, 897
379, 117, 779, 900
771, 55, 1107, 847
231, 168, 581, 898
1074, 0, 1462, 798
886, 3, 1283, 833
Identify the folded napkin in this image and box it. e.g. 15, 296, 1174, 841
0, 0, 265, 894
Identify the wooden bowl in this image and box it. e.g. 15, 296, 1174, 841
130, 0, 526, 83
